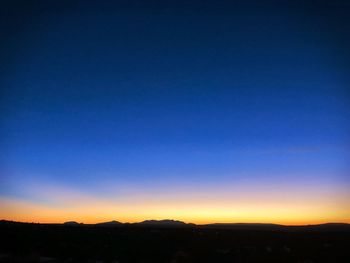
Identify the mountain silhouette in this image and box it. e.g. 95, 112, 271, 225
1, 220, 350, 231
95, 220, 122, 226
63, 221, 81, 226
137, 219, 189, 227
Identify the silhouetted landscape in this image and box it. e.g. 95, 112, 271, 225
2, 1, 350, 262
1, 220, 349, 262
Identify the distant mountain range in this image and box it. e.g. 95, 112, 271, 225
1, 219, 349, 231
95, 220, 122, 226
137, 219, 194, 227
63, 221, 81, 226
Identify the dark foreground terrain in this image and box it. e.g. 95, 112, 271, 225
1, 220, 349, 263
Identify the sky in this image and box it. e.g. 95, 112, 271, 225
1, 0, 349, 224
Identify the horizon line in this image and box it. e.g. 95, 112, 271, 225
2, 219, 349, 227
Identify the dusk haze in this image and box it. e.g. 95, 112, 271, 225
1, 0, 349, 227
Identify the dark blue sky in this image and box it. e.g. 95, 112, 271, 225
1, 1, 349, 223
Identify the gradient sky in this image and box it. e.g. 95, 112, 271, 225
1, 0, 349, 224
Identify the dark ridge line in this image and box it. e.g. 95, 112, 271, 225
1, 219, 349, 229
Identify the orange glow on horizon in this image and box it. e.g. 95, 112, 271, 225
1, 180, 349, 226
1, 195, 349, 226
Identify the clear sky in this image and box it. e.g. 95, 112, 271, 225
1, 0, 349, 224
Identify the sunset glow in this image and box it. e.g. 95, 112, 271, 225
1, 1, 349, 226
1, 179, 349, 224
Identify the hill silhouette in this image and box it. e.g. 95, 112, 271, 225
63, 221, 81, 226
1, 219, 350, 231
95, 220, 122, 226
137, 219, 189, 227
